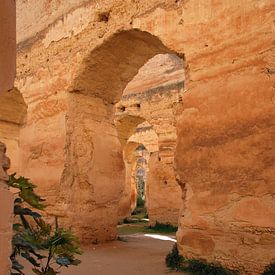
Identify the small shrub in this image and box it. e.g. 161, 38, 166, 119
166, 244, 184, 270
136, 196, 145, 207
263, 263, 275, 275
185, 259, 239, 275
123, 218, 132, 224
148, 222, 177, 234
166, 244, 239, 275
131, 206, 147, 219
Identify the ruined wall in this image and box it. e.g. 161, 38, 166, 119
0, 143, 13, 275
57, 92, 124, 242
0, 89, 27, 173
15, 0, 275, 273
0, 0, 16, 93
0, 1, 16, 274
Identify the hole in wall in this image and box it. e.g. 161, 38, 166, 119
97, 11, 110, 22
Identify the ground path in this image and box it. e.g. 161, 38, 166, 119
24, 218, 182, 275
59, 234, 179, 275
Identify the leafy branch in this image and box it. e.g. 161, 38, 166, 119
7, 173, 82, 275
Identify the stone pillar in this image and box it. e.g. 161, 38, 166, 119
0, 1, 16, 272
0, 0, 16, 94
0, 142, 13, 275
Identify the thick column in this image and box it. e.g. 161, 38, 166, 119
0, 142, 13, 275
0, 1, 16, 273
0, 0, 16, 94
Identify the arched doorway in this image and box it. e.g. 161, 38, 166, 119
58, 29, 185, 243
116, 52, 184, 227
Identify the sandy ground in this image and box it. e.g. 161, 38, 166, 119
24, 234, 180, 275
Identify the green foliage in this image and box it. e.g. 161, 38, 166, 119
7, 173, 82, 275
136, 196, 145, 208
147, 222, 177, 234
166, 243, 184, 270
166, 244, 239, 275
8, 173, 45, 210
131, 205, 147, 217
263, 263, 275, 275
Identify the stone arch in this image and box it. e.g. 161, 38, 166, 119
0, 88, 27, 172
118, 119, 159, 221
70, 29, 179, 103
59, 29, 185, 242
115, 52, 184, 226
119, 141, 148, 220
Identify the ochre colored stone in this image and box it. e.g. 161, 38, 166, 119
0, 143, 13, 275
9, 1, 275, 273
116, 54, 183, 225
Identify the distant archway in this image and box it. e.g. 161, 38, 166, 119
118, 120, 159, 221
115, 53, 184, 226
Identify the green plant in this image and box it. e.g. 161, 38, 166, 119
136, 196, 145, 208
263, 263, 275, 275
148, 222, 177, 233
166, 244, 239, 275
131, 207, 145, 216
7, 173, 82, 275
166, 243, 184, 270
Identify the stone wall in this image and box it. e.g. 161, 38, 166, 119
0, 89, 27, 173
0, 0, 16, 93
0, 143, 13, 275
0, 1, 16, 274
15, 0, 275, 273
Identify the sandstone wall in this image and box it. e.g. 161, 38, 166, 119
15, 0, 275, 273
0, 143, 13, 275
0, 89, 27, 173
118, 141, 140, 220
0, 1, 16, 274
56, 92, 124, 242
0, 0, 16, 93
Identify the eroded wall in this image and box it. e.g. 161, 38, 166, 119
0, 143, 13, 275
57, 92, 124, 242
0, 89, 27, 173
0, 1, 16, 274
15, 0, 275, 273
0, 0, 16, 93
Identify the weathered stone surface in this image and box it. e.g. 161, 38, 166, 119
0, 1, 16, 273
0, 187, 13, 275
14, 0, 275, 273
0, 89, 27, 173
0, 0, 16, 94
0, 142, 13, 275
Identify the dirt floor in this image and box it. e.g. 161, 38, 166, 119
59, 234, 179, 275
24, 233, 180, 275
